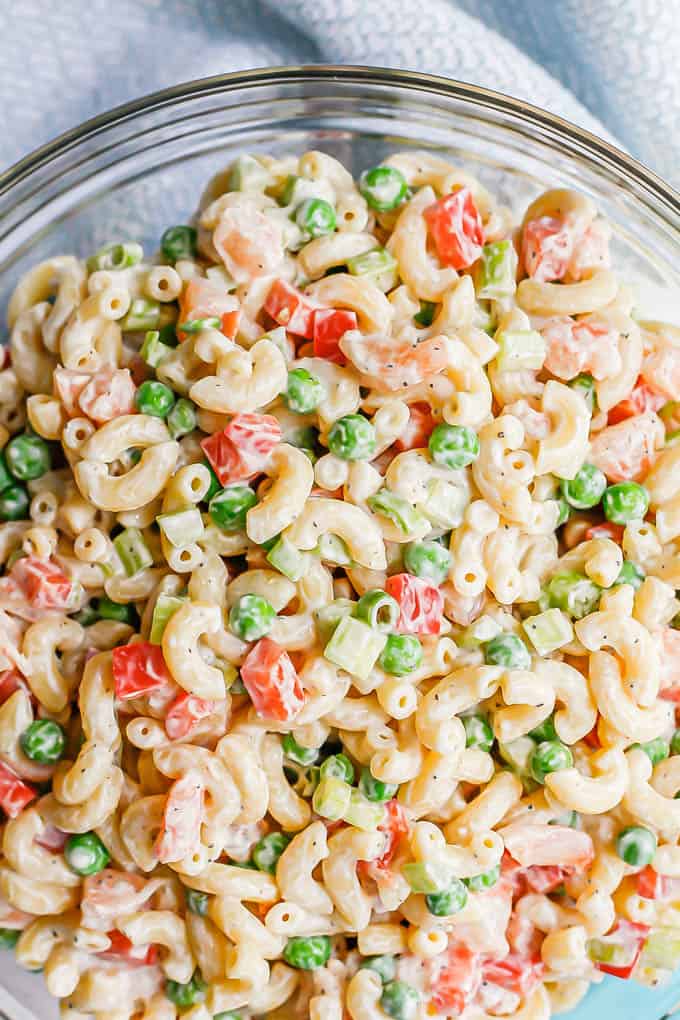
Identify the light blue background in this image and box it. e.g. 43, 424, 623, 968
0, 1, 678, 1017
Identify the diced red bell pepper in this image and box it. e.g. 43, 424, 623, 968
607, 378, 667, 426
200, 430, 246, 487
521, 216, 573, 282
112, 642, 173, 701
482, 953, 545, 997
0, 762, 37, 819
424, 187, 484, 270
264, 279, 316, 338
394, 402, 435, 452
99, 930, 158, 966
385, 573, 444, 635
240, 637, 304, 722
635, 866, 673, 900
593, 920, 650, 979
584, 522, 625, 543
312, 308, 358, 364
523, 864, 574, 895
165, 692, 216, 741
358, 799, 409, 882
428, 942, 483, 1015
223, 413, 282, 473
10, 557, 74, 611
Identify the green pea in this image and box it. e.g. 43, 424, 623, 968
202, 461, 222, 502
414, 301, 437, 327
209, 484, 258, 532
320, 753, 354, 784
359, 954, 397, 983
95, 597, 137, 625
379, 635, 423, 676
561, 463, 607, 509
135, 380, 176, 418
671, 729, 680, 756
0, 929, 20, 950
161, 225, 197, 263
633, 737, 669, 766
229, 594, 276, 642
616, 825, 657, 867
185, 888, 209, 915
463, 715, 494, 752
0, 452, 15, 492
327, 414, 376, 460
428, 423, 480, 470
20, 720, 65, 764
359, 766, 398, 803
0, 484, 29, 521
614, 560, 645, 590
380, 980, 420, 1020
283, 935, 331, 970
354, 589, 400, 632
555, 497, 571, 527
65, 832, 110, 876
546, 571, 601, 619
403, 540, 451, 585
282, 733, 319, 766
284, 368, 325, 414
528, 715, 558, 743
5, 433, 51, 481
295, 198, 337, 239
165, 970, 207, 1008
530, 740, 574, 784
569, 374, 596, 412
603, 482, 649, 524
359, 166, 409, 212
464, 865, 501, 892
167, 398, 197, 439
425, 877, 468, 917
252, 832, 291, 874
484, 632, 531, 670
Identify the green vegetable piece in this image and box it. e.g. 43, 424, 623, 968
87, 242, 143, 272
380, 979, 420, 1020
312, 775, 351, 820
20, 720, 65, 764
185, 888, 209, 915
160, 225, 197, 263
561, 463, 607, 510
484, 632, 531, 670
569, 374, 596, 412
323, 615, 387, 681
320, 753, 354, 784
5, 433, 51, 481
603, 482, 649, 524
113, 527, 153, 576
359, 954, 397, 983
165, 970, 207, 1008
555, 497, 571, 527
140, 329, 172, 368
616, 825, 657, 867
157, 508, 204, 547
463, 715, 494, 752
640, 927, 680, 971
282, 733, 319, 766
283, 935, 331, 970
214, 1013, 243, 1020
122, 297, 160, 332
150, 594, 187, 644
295, 198, 337, 240
402, 859, 452, 894
379, 634, 423, 676
614, 560, 645, 590
0, 452, 14, 492
464, 865, 501, 892
495, 329, 546, 372
425, 877, 469, 917
632, 737, 669, 766
284, 367, 325, 414
135, 380, 176, 418
167, 398, 197, 439
530, 740, 574, 784
228, 155, 269, 193
209, 484, 257, 532
403, 540, 451, 585
0, 929, 20, 950
179, 316, 222, 334
522, 608, 573, 655
359, 166, 409, 212
367, 488, 428, 535
95, 597, 136, 625
428, 423, 480, 470
0, 484, 29, 521
414, 301, 437, 327
476, 240, 517, 300
252, 832, 291, 874
266, 536, 307, 582
327, 414, 376, 460
314, 598, 355, 644
354, 589, 400, 632
528, 715, 558, 743
229, 594, 276, 642
546, 571, 601, 619
65, 832, 110, 876
359, 766, 398, 803
346, 247, 398, 290
671, 729, 680, 756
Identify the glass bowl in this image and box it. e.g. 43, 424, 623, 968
0, 65, 679, 1020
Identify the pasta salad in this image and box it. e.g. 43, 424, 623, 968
0, 147, 680, 1020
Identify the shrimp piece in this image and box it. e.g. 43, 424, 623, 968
589, 411, 664, 482
567, 219, 611, 281
80, 869, 162, 930
178, 277, 240, 342
542, 316, 622, 382
499, 823, 594, 869
339, 331, 452, 391
213, 200, 284, 284
641, 345, 680, 401
155, 770, 204, 864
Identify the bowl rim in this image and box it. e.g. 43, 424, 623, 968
0, 64, 678, 216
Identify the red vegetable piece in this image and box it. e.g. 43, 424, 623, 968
424, 187, 484, 270
10, 557, 74, 611
99, 930, 158, 966
112, 642, 173, 701
428, 942, 483, 1015
385, 573, 444, 635
165, 692, 216, 741
0, 762, 37, 819
482, 953, 545, 997
394, 402, 435, 452
240, 637, 304, 722
312, 308, 358, 364
264, 280, 316, 338
593, 919, 650, 979
607, 378, 666, 426
223, 413, 282, 473
521, 216, 573, 282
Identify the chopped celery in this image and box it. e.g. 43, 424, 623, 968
458, 614, 502, 650
640, 928, 680, 970
476, 240, 518, 300
495, 329, 546, 372
402, 859, 452, 894
368, 489, 429, 536
228, 155, 269, 192
314, 599, 355, 644
343, 790, 385, 831
113, 528, 153, 576
121, 298, 160, 333
317, 533, 353, 566
323, 616, 387, 682
421, 479, 468, 529
498, 736, 535, 777
346, 248, 398, 291
150, 594, 187, 644
156, 509, 205, 548
141, 329, 173, 368
522, 608, 573, 655
312, 776, 352, 821
267, 537, 308, 582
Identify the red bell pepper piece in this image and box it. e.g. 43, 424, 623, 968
112, 642, 173, 701
240, 637, 304, 722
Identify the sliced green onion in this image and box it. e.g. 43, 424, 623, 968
87, 242, 143, 272
141, 329, 173, 368
354, 589, 400, 632
476, 240, 517, 300
367, 488, 429, 535
178, 317, 221, 334
121, 298, 160, 332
